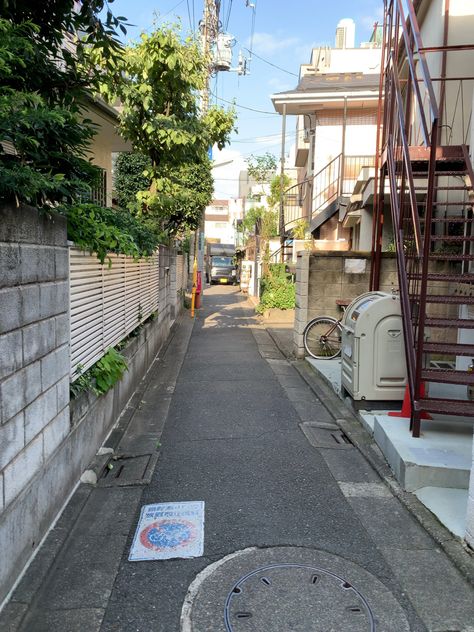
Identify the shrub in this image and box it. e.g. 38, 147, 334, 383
257, 264, 295, 313
114, 152, 151, 209
59, 203, 162, 263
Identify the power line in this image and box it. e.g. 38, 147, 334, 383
243, 47, 298, 77
161, 0, 187, 20
224, 0, 233, 30
210, 92, 277, 115
185, 0, 193, 30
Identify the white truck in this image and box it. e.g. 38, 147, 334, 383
206, 243, 238, 285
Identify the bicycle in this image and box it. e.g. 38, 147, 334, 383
303, 300, 349, 360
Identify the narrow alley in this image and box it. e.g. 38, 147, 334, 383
3, 287, 473, 632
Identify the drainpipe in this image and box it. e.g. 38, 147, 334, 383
340, 97, 348, 197
279, 103, 287, 260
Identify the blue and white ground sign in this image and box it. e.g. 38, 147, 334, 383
129, 501, 205, 561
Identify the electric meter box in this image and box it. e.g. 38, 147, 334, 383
341, 291, 407, 400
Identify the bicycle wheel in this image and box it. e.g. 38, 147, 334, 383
303, 316, 343, 360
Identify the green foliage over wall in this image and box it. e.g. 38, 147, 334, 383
107, 24, 236, 233
257, 263, 296, 313
71, 347, 128, 398
60, 203, 162, 264
0, 3, 126, 207
114, 152, 151, 209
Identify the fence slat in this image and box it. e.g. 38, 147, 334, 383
69, 247, 160, 380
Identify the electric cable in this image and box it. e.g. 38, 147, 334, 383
248, 0, 256, 61
225, 0, 233, 30
210, 92, 277, 114
242, 46, 298, 77
185, 0, 193, 30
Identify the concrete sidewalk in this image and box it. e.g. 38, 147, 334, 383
2, 287, 473, 631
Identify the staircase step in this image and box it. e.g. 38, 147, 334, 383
413, 169, 468, 176
429, 253, 474, 261
423, 294, 474, 304
431, 201, 471, 206
426, 217, 474, 223
415, 397, 474, 416
422, 369, 474, 385
430, 235, 474, 242
431, 186, 470, 191
425, 317, 474, 329
408, 273, 474, 282
423, 342, 474, 356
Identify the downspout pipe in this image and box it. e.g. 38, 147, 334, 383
279, 104, 287, 261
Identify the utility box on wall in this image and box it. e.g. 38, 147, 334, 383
341, 291, 407, 400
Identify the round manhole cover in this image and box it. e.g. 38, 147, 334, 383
181, 547, 411, 632
225, 563, 374, 631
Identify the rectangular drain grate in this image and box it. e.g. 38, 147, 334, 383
299, 423, 353, 450
98, 453, 158, 487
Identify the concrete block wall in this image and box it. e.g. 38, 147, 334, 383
293, 251, 458, 357
294, 251, 310, 358
0, 205, 70, 603
467, 437, 474, 548
0, 210, 180, 606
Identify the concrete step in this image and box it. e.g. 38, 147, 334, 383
373, 414, 473, 492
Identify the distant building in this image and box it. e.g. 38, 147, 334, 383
335, 18, 355, 49
204, 198, 244, 245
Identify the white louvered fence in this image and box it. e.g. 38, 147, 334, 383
69, 247, 160, 380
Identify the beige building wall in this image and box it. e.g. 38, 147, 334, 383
412, 0, 474, 147
85, 104, 130, 206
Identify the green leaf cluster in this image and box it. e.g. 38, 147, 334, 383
247, 153, 277, 185
107, 25, 236, 233
71, 347, 128, 398
267, 174, 292, 210
60, 203, 162, 264
114, 152, 151, 209
0, 3, 126, 207
241, 205, 278, 240
257, 264, 296, 313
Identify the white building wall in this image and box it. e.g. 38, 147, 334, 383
305, 47, 381, 76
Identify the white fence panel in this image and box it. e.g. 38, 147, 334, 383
69, 247, 159, 379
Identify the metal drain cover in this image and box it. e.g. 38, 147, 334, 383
300, 423, 353, 450
225, 564, 373, 631
98, 453, 158, 487
182, 547, 411, 632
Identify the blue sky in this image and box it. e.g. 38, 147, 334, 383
108, 0, 383, 196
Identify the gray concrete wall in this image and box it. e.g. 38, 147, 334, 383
0, 209, 178, 605
0, 204, 70, 604
467, 438, 474, 549
294, 251, 458, 358
294, 252, 398, 358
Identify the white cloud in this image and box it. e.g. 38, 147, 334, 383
358, 6, 384, 33
249, 32, 300, 55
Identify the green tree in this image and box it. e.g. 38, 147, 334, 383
267, 173, 292, 210
247, 152, 277, 201
0, 3, 127, 207
110, 25, 236, 233
114, 152, 151, 209
242, 205, 278, 241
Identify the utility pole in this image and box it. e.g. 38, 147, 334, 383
191, 1, 220, 315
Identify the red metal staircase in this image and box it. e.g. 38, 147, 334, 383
372, 0, 474, 436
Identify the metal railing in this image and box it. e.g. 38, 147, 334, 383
279, 154, 376, 237
372, 0, 442, 434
